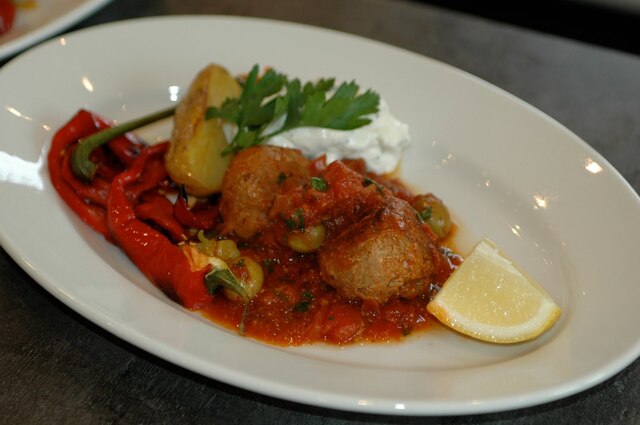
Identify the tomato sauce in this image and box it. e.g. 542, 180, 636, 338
198, 157, 462, 346
201, 225, 461, 346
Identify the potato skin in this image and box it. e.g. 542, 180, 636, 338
166, 64, 242, 196
318, 196, 434, 303
220, 146, 310, 240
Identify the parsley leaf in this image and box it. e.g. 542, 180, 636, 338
420, 206, 433, 220
362, 177, 386, 195
294, 291, 315, 313
284, 208, 305, 230
206, 65, 380, 155
310, 177, 328, 191
204, 268, 250, 334
299, 81, 379, 130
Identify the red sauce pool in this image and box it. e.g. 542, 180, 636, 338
201, 228, 461, 346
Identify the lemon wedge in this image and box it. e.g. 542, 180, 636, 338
427, 237, 561, 343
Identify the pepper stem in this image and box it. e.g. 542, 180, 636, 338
205, 268, 250, 334
71, 106, 175, 182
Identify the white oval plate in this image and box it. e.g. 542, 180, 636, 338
1, 16, 639, 416
0, 0, 111, 60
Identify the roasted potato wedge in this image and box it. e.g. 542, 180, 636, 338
166, 64, 242, 196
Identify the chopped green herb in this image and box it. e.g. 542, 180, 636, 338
294, 301, 311, 313
276, 172, 287, 184
310, 177, 328, 192
420, 206, 433, 220
362, 177, 385, 195
285, 208, 305, 230
205, 268, 249, 334
262, 258, 280, 273
294, 291, 315, 313
206, 64, 380, 155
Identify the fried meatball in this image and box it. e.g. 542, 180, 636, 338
318, 196, 435, 303
220, 146, 310, 239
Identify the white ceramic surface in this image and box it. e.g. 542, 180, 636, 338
0, 0, 111, 60
0, 16, 639, 416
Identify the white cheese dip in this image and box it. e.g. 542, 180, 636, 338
264, 99, 410, 175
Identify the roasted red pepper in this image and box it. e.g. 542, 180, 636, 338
50, 109, 212, 309
48, 110, 145, 237
173, 186, 218, 231
107, 142, 212, 309
48, 110, 115, 238
0, 0, 15, 36
135, 192, 187, 243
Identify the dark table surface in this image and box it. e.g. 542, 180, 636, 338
1, 0, 639, 424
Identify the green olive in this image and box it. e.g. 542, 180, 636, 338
215, 239, 241, 261
195, 231, 217, 257
224, 256, 264, 301
195, 231, 241, 261
414, 193, 452, 239
287, 224, 327, 253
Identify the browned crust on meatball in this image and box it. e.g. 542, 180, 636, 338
220, 146, 310, 239
318, 196, 434, 303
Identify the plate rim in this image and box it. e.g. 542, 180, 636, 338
1, 15, 640, 416
0, 0, 112, 60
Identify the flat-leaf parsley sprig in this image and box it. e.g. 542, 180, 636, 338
205, 65, 380, 155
